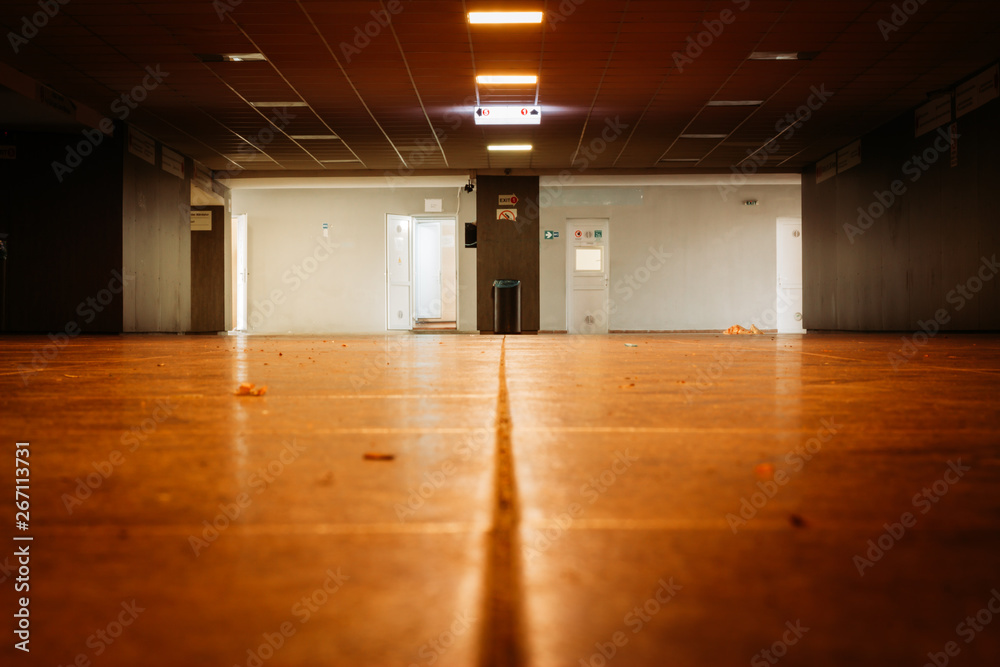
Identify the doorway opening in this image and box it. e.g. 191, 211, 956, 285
566, 218, 610, 334
386, 214, 457, 331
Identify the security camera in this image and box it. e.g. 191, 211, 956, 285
464, 182, 475, 193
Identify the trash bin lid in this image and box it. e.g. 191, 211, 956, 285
493, 279, 520, 288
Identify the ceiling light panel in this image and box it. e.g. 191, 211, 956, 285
469, 11, 543, 24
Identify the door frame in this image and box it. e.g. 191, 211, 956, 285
412, 215, 458, 325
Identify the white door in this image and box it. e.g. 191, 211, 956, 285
776, 218, 805, 334
414, 220, 442, 319
232, 213, 248, 331
386, 214, 412, 330
567, 218, 610, 334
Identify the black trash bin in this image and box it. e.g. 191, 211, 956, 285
493, 279, 521, 334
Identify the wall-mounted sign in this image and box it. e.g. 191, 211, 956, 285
498, 194, 518, 206
190, 210, 212, 231
424, 198, 443, 212
956, 64, 999, 118
544, 230, 560, 239
128, 127, 156, 165
497, 209, 517, 221
193, 164, 213, 192
475, 106, 541, 125
161, 146, 185, 179
837, 140, 862, 174
915, 95, 952, 137
815, 152, 838, 184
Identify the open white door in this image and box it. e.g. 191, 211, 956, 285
386, 214, 412, 330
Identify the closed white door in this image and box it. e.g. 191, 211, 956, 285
567, 219, 610, 334
233, 213, 248, 331
386, 214, 411, 330
776, 218, 805, 334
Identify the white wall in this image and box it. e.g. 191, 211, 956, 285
540, 183, 801, 331
231, 187, 477, 333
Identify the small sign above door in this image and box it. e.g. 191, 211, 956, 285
498, 194, 518, 206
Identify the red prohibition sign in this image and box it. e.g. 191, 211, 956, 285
482, 109, 490, 116
520, 108, 528, 115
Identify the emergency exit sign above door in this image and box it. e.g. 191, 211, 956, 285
498, 194, 518, 206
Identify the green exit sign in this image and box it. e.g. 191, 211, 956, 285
544, 230, 560, 240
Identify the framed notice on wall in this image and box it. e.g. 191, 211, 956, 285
190, 210, 212, 231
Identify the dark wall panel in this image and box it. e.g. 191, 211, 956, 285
0, 129, 123, 333
476, 175, 540, 332
190, 206, 225, 332
803, 98, 1000, 331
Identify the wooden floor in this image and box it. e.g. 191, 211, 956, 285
1, 333, 999, 666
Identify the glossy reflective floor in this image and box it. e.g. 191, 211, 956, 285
1, 333, 999, 666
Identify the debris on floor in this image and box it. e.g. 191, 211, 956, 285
625, 343, 638, 347
724, 324, 763, 335
235, 382, 268, 396
754, 463, 775, 480
789, 514, 807, 528
363, 452, 395, 461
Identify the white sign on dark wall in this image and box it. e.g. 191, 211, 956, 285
127, 127, 156, 165
161, 146, 185, 179
190, 210, 212, 231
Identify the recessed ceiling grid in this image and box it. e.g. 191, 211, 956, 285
1, 1, 999, 173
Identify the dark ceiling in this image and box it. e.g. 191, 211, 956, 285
1, 0, 998, 175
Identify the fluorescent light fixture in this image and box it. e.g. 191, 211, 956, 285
706, 100, 763, 107
251, 101, 309, 107
487, 144, 532, 151
659, 158, 700, 162
749, 51, 818, 61
290, 135, 339, 140
469, 11, 544, 24
320, 159, 359, 163
477, 75, 538, 85
680, 133, 727, 139
224, 53, 266, 62
475, 106, 541, 125
197, 53, 266, 63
